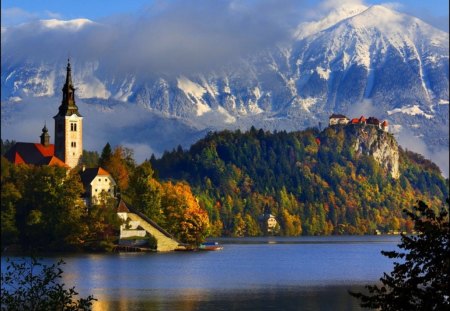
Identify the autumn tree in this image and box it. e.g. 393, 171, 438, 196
160, 181, 210, 245
101, 145, 135, 193
351, 199, 450, 310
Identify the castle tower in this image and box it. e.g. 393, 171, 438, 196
54, 59, 83, 168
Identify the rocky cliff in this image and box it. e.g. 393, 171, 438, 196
345, 124, 399, 179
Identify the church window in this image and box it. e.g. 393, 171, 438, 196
71, 142, 76, 148
70, 123, 77, 131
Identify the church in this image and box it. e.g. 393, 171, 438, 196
4, 60, 116, 206
6, 60, 82, 168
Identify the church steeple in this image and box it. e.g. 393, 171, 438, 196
40, 123, 50, 146
53, 60, 83, 169
55, 59, 82, 117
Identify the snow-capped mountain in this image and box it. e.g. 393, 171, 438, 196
1, 4, 448, 172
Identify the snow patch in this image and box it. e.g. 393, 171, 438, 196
438, 99, 449, 105
387, 105, 434, 119
316, 67, 331, 80
77, 77, 110, 99
113, 76, 135, 102
252, 87, 261, 99
217, 106, 236, 123
177, 76, 211, 116
177, 76, 206, 98
294, 4, 367, 39
298, 97, 319, 111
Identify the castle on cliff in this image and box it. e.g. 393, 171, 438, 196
329, 114, 389, 132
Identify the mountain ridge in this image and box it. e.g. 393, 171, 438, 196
1, 4, 448, 173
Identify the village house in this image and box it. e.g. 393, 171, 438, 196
258, 213, 279, 234
328, 114, 349, 126
80, 167, 117, 206
116, 200, 147, 240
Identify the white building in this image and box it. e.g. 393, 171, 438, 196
329, 114, 349, 126
80, 167, 116, 206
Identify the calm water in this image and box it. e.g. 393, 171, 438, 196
2, 236, 400, 310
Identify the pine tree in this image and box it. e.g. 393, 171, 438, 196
99, 142, 112, 167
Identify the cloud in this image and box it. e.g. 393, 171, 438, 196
1, 96, 205, 164
346, 99, 381, 117
120, 142, 155, 163
397, 130, 449, 178
2, 0, 306, 76
1, 7, 62, 27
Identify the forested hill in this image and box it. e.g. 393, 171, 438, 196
151, 126, 448, 236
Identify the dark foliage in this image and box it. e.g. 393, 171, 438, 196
350, 199, 450, 310
1, 257, 96, 310
1, 139, 16, 156
80, 150, 99, 168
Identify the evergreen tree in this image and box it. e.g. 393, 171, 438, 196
99, 142, 112, 167
81, 150, 99, 168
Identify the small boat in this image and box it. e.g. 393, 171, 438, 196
199, 242, 223, 251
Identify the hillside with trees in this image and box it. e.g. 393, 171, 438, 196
1, 144, 210, 252
151, 126, 448, 236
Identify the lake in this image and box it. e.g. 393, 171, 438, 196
1, 236, 400, 310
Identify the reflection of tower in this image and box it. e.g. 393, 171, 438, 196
53, 59, 83, 168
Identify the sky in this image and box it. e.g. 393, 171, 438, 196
1, 0, 449, 31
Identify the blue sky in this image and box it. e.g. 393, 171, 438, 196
1, 0, 449, 31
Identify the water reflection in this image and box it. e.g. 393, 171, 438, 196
92, 286, 367, 311
2, 236, 397, 311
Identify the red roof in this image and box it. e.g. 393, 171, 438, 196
350, 118, 360, 124
381, 120, 388, 126
97, 167, 110, 176
359, 116, 366, 122
42, 156, 70, 168
117, 199, 130, 213
34, 143, 55, 157
4, 142, 67, 168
